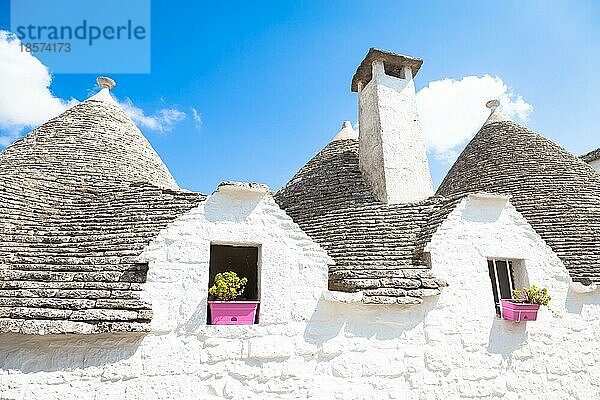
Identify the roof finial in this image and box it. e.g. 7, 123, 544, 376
332, 120, 358, 142
483, 99, 512, 125
486, 99, 500, 113
96, 76, 116, 90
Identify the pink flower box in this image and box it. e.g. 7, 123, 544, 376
501, 300, 540, 322
208, 301, 259, 325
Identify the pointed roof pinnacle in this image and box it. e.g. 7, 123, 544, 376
87, 77, 117, 104
484, 99, 512, 125
486, 99, 500, 112
97, 76, 116, 90
332, 121, 358, 141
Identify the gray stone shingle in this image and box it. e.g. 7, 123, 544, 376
581, 148, 600, 164
276, 117, 600, 298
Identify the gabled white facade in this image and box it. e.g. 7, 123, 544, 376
2, 190, 599, 399
424, 194, 600, 398
138, 183, 331, 329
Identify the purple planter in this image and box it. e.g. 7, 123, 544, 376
208, 301, 259, 325
501, 300, 540, 322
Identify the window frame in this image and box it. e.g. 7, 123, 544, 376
207, 243, 262, 325
487, 259, 516, 316
208, 243, 261, 301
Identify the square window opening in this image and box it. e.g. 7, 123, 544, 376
207, 244, 260, 325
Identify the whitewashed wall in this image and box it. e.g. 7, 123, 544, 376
590, 159, 600, 172
423, 195, 600, 399
138, 186, 331, 329
1, 193, 599, 399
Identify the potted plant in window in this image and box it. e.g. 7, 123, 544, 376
208, 271, 259, 325
501, 285, 553, 322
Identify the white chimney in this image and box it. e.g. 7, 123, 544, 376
352, 49, 433, 204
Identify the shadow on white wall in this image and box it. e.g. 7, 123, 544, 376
303, 296, 438, 346
565, 286, 600, 314
177, 293, 210, 334
0, 333, 144, 373
204, 191, 263, 223
486, 317, 527, 357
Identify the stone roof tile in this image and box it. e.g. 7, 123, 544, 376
581, 148, 600, 164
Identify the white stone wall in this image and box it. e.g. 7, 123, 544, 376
358, 60, 433, 204
423, 195, 600, 399
138, 186, 331, 329
1, 193, 599, 399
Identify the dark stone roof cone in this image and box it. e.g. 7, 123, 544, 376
438, 102, 600, 283
0, 77, 178, 190
0, 78, 205, 334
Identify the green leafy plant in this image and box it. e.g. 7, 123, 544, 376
209, 271, 248, 301
512, 285, 550, 305
512, 285, 559, 316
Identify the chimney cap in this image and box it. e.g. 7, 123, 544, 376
96, 76, 116, 90
351, 48, 423, 92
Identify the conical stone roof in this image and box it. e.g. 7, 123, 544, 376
275, 137, 448, 304
581, 147, 600, 164
0, 86, 204, 334
438, 115, 600, 284
0, 88, 178, 189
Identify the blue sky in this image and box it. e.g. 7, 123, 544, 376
0, 1, 599, 193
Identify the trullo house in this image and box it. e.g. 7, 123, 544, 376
0, 49, 599, 400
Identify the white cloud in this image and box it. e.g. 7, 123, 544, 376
119, 98, 186, 133
0, 30, 189, 146
0, 31, 77, 143
191, 107, 202, 129
416, 75, 533, 163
